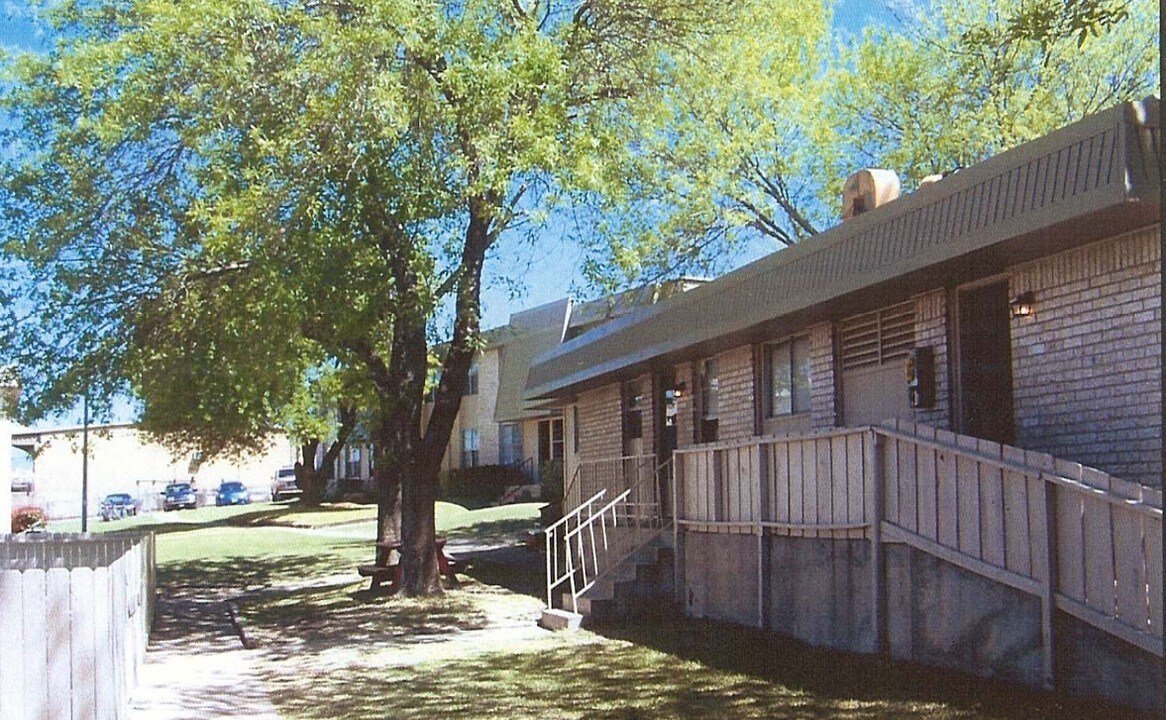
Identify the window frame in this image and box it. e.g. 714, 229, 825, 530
764, 335, 812, 418
461, 428, 481, 468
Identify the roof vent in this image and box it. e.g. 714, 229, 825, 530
841, 169, 900, 220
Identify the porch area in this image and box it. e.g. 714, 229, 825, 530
552, 420, 1163, 711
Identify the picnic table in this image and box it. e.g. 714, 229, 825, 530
357, 537, 460, 590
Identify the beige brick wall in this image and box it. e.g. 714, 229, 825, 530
576, 383, 623, 460
714, 345, 757, 441
809, 322, 837, 430
913, 290, 952, 429
1010, 225, 1161, 486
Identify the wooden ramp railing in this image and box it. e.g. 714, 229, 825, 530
672, 421, 1163, 687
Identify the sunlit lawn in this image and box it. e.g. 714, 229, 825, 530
50, 500, 1151, 719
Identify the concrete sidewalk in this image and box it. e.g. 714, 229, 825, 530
128, 594, 281, 719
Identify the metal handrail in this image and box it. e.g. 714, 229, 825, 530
545, 455, 673, 615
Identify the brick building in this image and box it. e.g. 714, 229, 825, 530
528, 99, 1162, 710
531, 99, 1161, 491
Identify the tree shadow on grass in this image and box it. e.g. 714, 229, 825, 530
267, 631, 1097, 720
455, 544, 546, 598
240, 579, 493, 659
591, 620, 1153, 720
155, 538, 370, 592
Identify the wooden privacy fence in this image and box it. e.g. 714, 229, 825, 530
0, 532, 156, 720
672, 421, 1163, 686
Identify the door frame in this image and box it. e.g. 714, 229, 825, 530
952, 274, 1016, 443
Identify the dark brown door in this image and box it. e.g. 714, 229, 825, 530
958, 282, 1016, 444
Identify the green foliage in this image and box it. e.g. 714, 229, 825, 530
825, 0, 1158, 193
441, 465, 528, 502
574, 1, 834, 290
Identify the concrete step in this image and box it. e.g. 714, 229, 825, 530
538, 608, 583, 631
554, 543, 676, 624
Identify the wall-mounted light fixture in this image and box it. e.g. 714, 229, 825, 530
1009, 291, 1035, 318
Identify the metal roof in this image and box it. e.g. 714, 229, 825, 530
527, 98, 1160, 400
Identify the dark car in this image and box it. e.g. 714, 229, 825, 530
99, 493, 139, 521
215, 481, 251, 506
272, 467, 301, 502
162, 483, 198, 511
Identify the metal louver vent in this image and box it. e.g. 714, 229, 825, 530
838, 302, 916, 371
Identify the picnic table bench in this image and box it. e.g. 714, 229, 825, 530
357, 537, 461, 590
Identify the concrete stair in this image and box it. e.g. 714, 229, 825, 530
549, 542, 678, 626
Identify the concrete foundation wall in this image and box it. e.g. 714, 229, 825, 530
885, 544, 1043, 687
766, 536, 871, 651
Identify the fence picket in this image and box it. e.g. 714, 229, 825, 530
936, 442, 959, 549
1054, 461, 1087, 604
1080, 473, 1117, 617
884, 435, 900, 527
898, 438, 918, 534
1112, 508, 1148, 631
47, 567, 72, 720
956, 435, 982, 559
1146, 523, 1163, 636
1001, 446, 1033, 577
789, 441, 804, 538
847, 433, 867, 538
0, 570, 24, 720
832, 435, 849, 531
70, 567, 97, 720
816, 438, 832, 540
22, 568, 49, 720
977, 439, 1006, 568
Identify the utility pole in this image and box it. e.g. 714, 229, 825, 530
81, 391, 89, 533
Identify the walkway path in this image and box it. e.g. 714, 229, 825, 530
128, 590, 282, 719
126, 535, 547, 719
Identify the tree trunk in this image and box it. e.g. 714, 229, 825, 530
294, 439, 327, 505
399, 458, 441, 595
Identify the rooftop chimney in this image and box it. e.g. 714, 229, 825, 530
841, 169, 900, 220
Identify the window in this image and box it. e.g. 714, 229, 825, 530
765, 336, 812, 416
461, 429, 480, 468
499, 423, 523, 467
698, 358, 719, 442
345, 447, 362, 478
623, 379, 644, 441
464, 362, 479, 395
538, 418, 565, 463
551, 418, 564, 461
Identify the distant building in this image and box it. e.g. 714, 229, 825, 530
11, 423, 296, 519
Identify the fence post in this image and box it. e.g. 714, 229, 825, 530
870, 431, 886, 655
673, 452, 684, 609
756, 442, 767, 629
1038, 478, 1058, 691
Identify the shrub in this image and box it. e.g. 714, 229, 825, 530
11, 505, 47, 533
539, 458, 564, 503
441, 465, 528, 501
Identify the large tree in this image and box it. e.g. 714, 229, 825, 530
1, 0, 752, 594
824, 0, 1159, 193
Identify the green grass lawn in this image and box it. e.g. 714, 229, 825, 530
56, 500, 1151, 720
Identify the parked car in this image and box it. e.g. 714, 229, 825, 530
162, 482, 198, 511
215, 481, 251, 506
99, 493, 139, 521
272, 467, 301, 502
